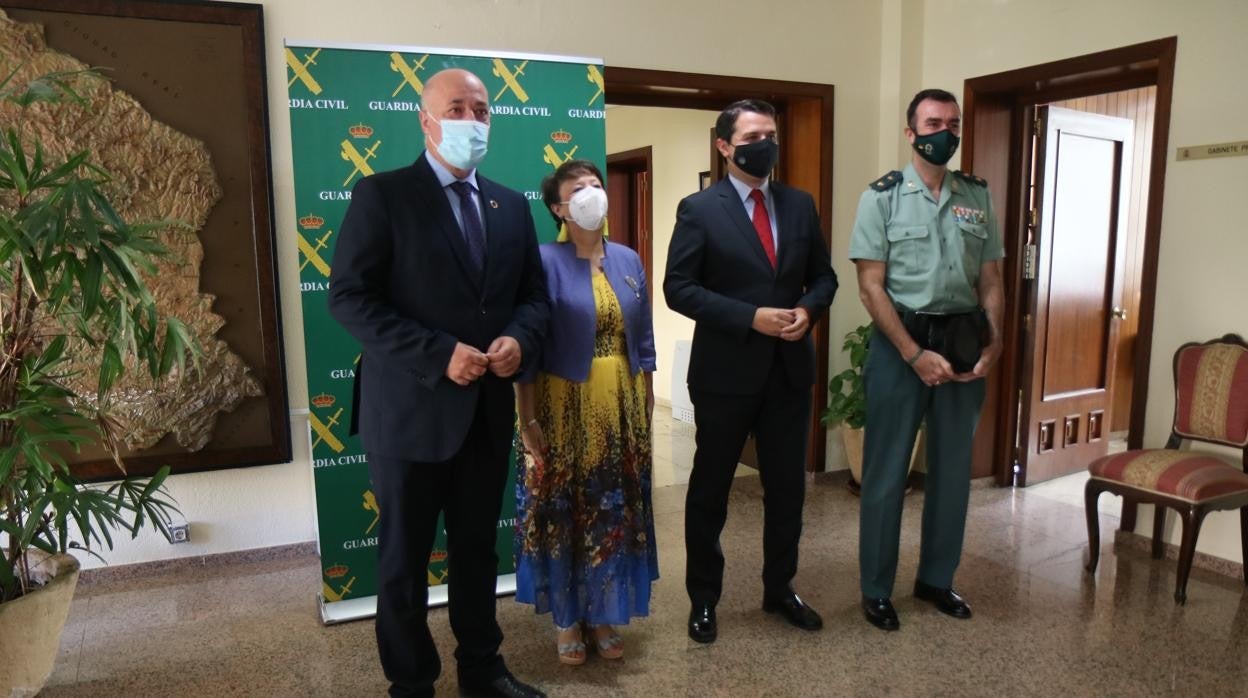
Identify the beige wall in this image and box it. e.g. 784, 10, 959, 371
93, 0, 1248, 568
604, 106, 718, 404
917, 0, 1248, 561
90, 0, 883, 567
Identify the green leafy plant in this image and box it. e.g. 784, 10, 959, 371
0, 68, 197, 603
822, 322, 872, 430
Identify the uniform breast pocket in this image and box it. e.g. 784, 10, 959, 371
885, 225, 932, 276
957, 222, 988, 267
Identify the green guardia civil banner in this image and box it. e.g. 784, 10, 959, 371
284, 40, 606, 623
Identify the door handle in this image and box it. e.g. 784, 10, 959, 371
1112, 307, 1127, 320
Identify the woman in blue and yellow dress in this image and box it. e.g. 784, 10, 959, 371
515, 160, 658, 665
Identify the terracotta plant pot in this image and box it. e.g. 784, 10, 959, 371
0, 554, 81, 697
843, 425, 866, 484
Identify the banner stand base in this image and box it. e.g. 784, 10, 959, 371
319, 574, 518, 625
319, 594, 376, 625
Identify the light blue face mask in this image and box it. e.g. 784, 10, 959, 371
435, 118, 489, 170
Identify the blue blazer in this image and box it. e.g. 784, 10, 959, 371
521, 240, 656, 383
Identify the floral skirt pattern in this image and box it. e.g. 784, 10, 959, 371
514, 357, 658, 627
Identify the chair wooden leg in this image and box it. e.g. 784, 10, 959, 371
1121, 500, 1138, 533
1175, 507, 1207, 605
1152, 506, 1168, 559
1240, 507, 1248, 586
1085, 479, 1103, 573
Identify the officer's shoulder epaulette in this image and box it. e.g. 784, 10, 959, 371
869, 170, 903, 192
952, 170, 988, 188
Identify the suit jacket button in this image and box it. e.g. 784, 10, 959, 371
480, 306, 486, 315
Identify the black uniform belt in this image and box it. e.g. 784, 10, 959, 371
895, 306, 987, 374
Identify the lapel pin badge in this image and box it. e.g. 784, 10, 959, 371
489, 200, 499, 209
625, 275, 641, 299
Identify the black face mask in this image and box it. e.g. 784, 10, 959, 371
911, 129, 960, 166
731, 137, 779, 178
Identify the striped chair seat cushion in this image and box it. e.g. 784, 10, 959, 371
1089, 449, 1248, 502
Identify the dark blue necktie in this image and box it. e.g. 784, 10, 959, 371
449, 180, 486, 275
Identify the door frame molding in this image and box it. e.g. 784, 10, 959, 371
605, 145, 655, 294
605, 67, 836, 471
962, 37, 1177, 486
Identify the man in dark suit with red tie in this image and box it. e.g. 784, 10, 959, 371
664, 99, 838, 643
329, 68, 548, 698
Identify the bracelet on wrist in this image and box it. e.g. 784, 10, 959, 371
905, 348, 924, 366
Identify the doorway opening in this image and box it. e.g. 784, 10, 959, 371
604, 68, 836, 471
961, 38, 1177, 491
603, 107, 716, 488
605, 145, 654, 290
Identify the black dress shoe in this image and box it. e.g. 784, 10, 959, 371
459, 671, 546, 698
762, 591, 823, 631
861, 596, 900, 631
688, 603, 717, 644
913, 580, 972, 619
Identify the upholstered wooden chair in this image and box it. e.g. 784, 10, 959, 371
1085, 334, 1248, 604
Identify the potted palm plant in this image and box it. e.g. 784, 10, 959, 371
0, 69, 195, 695
823, 322, 919, 494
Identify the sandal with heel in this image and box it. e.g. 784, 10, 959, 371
556, 625, 586, 666
589, 624, 624, 660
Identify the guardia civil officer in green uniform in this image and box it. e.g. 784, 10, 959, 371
849, 88, 1004, 632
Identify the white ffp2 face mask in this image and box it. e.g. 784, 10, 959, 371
435, 118, 489, 170
566, 186, 608, 231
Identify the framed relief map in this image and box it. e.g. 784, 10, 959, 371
0, 0, 291, 479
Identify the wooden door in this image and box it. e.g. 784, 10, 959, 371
605, 164, 635, 249
1049, 88, 1157, 434
1017, 106, 1133, 485
605, 146, 653, 294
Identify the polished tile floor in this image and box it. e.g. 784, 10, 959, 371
46, 415, 1248, 697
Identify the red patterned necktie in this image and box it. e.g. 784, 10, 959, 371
749, 189, 776, 269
